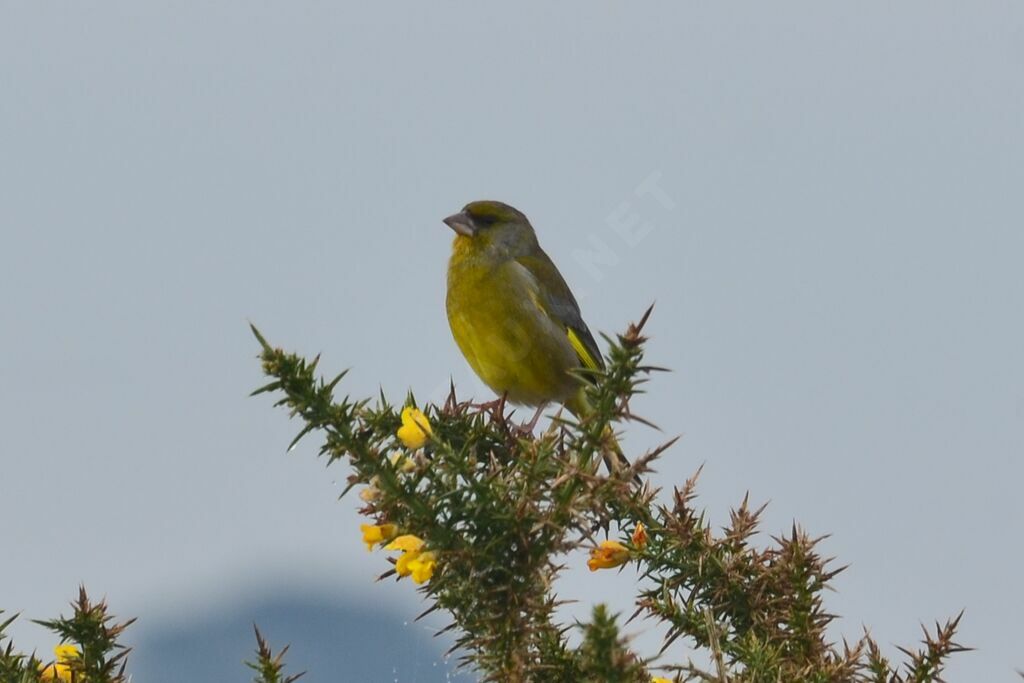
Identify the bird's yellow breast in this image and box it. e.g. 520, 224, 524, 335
446, 240, 580, 407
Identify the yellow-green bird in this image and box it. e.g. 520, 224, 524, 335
443, 200, 629, 474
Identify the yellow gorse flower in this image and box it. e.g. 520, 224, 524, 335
39, 643, 80, 682
386, 534, 425, 553
359, 476, 382, 502
652, 678, 674, 683
631, 522, 648, 548
39, 663, 71, 682
360, 523, 399, 551
587, 539, 630, 571
386, 534, 437, 584
397, 407, 432, 449
406, 551, 437, 584
389, 450, 417, 473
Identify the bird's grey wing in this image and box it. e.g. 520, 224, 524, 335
513, 252, 605, 372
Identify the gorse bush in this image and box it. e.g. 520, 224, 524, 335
0, 593, 300, 683
1, 589, 132, 683
1, 311, 967, 681
246, 310, 966, 682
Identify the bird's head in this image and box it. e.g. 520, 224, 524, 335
443, 201, 538, 255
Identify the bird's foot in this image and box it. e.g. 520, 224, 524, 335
511, 403, 548, 437
472, 394, 510, 420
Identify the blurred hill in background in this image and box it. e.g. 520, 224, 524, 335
130, 588, 473, 682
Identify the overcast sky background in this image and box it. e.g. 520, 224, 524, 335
2, 3, 1022, 680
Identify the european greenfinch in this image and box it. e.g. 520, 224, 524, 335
443, 200, 630, 474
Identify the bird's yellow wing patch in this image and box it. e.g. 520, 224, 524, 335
567, 328, 601, 371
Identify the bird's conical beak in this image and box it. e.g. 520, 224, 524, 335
443, 212, 476, 237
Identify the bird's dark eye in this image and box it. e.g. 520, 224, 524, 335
471, 213, 497, 226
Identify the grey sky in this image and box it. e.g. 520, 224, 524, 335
2, 2, 1022, 679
